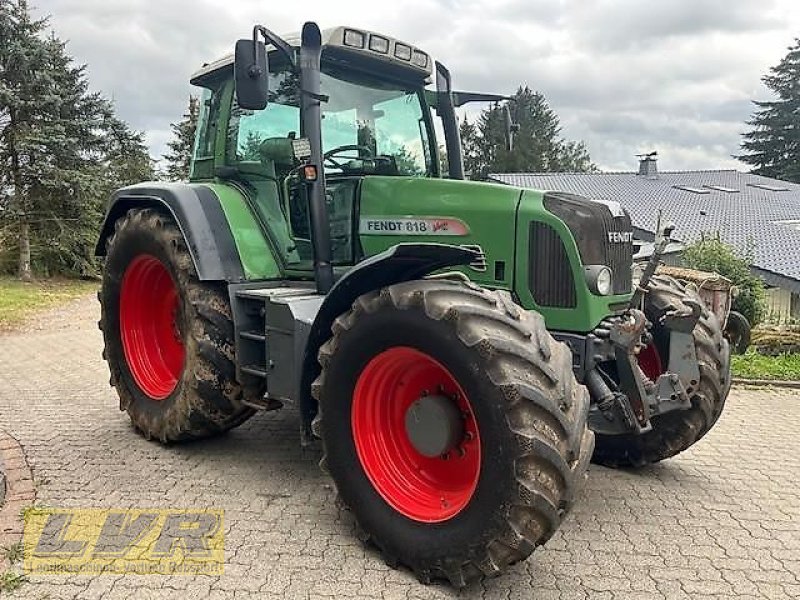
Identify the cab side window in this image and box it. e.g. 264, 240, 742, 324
193, 86, 222, 162
226, 69, 300, 164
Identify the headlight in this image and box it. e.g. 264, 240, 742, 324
632, 263, 644, 288
369, 35, 389, 54
585, 265, 613, 296
343, 29, 365, 49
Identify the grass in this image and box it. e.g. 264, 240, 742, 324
731, 350, 800, 381
2, 543, 23, 565
0, 276, 98, 330
0, 570, 26, 593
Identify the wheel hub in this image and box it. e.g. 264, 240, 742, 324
119, 254, 185, 400
351, 346, 481, 523
404, 394, 464, 457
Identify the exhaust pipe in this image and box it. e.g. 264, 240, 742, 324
300, 22, 334, 294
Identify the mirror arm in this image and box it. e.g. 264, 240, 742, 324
253, 25, 297, 70
451, 91, 511, 107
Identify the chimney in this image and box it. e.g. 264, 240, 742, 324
637, 151, 658, 177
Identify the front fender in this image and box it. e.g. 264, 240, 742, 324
95, 182, 245, 282
298, 243, 477, 434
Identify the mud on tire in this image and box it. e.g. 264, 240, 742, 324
312, 279, 594, 587
593, 274, 731, 467
99, 208, 254, 442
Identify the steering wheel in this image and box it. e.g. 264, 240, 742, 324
323, 144, 374, 169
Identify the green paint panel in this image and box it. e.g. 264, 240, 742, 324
514, 190, 632, 332
202, 183, 281, 280
359, 177, 630, 332
359, 177, 521, 289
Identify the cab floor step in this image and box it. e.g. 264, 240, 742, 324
239, 330, 266, 342
235, 287, 317, 301
242, 396, 283, 411
241, 364, 268, 378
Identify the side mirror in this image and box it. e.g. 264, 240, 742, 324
503, 104, 520, 152
234, 39, 268, 110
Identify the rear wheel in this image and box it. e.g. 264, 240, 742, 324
313, 280, 594, 586
99, 208, 254, 442
593, 274, 730, 467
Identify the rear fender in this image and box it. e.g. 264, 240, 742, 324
95, 183, 245, 282
298, 243, 478, 436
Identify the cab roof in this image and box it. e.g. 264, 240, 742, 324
190, 26, 432, 85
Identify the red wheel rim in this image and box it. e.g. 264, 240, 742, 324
638, 344, 664, 381
351, 347, 481, 523
119, 255, 185, 400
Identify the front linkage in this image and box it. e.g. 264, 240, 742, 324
585, 300, 702, 436
574, 221, 725, 439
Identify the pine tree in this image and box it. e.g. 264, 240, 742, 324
0, 0, 154, 277
457, 87, 594, 179
239, 130, 265, 162
738, 39, 800, 183
0, 0, 57, 279
163, 96, 199, 181
101, 116, 154, 192
459, 117, 483, 179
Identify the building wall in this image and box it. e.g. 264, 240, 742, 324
765, 287, 800, 324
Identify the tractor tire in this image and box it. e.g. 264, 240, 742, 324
724, 310, 751, 355
312, 280, 594, 587
99, 208, 255, 442
593, 274, 731, 467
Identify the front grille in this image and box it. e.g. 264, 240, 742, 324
543, 192, 633, 295
529, 222, 577, 308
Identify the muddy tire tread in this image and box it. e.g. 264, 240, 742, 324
312, 280, 594, 586
99, 208, 254, 442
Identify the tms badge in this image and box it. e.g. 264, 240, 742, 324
607, 231, 633, 243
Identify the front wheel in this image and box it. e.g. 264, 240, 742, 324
99, 208, 254, 442
593, 274, 730, 467
313, 280, 594, 586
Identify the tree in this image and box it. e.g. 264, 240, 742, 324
682, 236, 766, 327
738, 39, 800, 183
0, 0, 57, 279
239, 130, 264, 162
459, 117, 482, 178
163, 96, 199, 181
460, 86, 594, 179
0, 0, 153, 278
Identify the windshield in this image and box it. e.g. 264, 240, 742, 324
229, 67, 434, 176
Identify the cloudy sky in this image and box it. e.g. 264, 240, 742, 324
33, 0, 800, 172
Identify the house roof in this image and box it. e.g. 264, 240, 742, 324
489, 170, 800, 291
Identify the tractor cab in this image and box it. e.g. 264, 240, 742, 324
188, 25, 513, 286
189, 27, 442, 274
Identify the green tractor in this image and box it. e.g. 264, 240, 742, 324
96, 22, 730, 586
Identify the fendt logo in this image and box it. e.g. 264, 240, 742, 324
607, 231, 634, 243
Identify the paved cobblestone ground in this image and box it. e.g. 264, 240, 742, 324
0, 294, 798, 599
